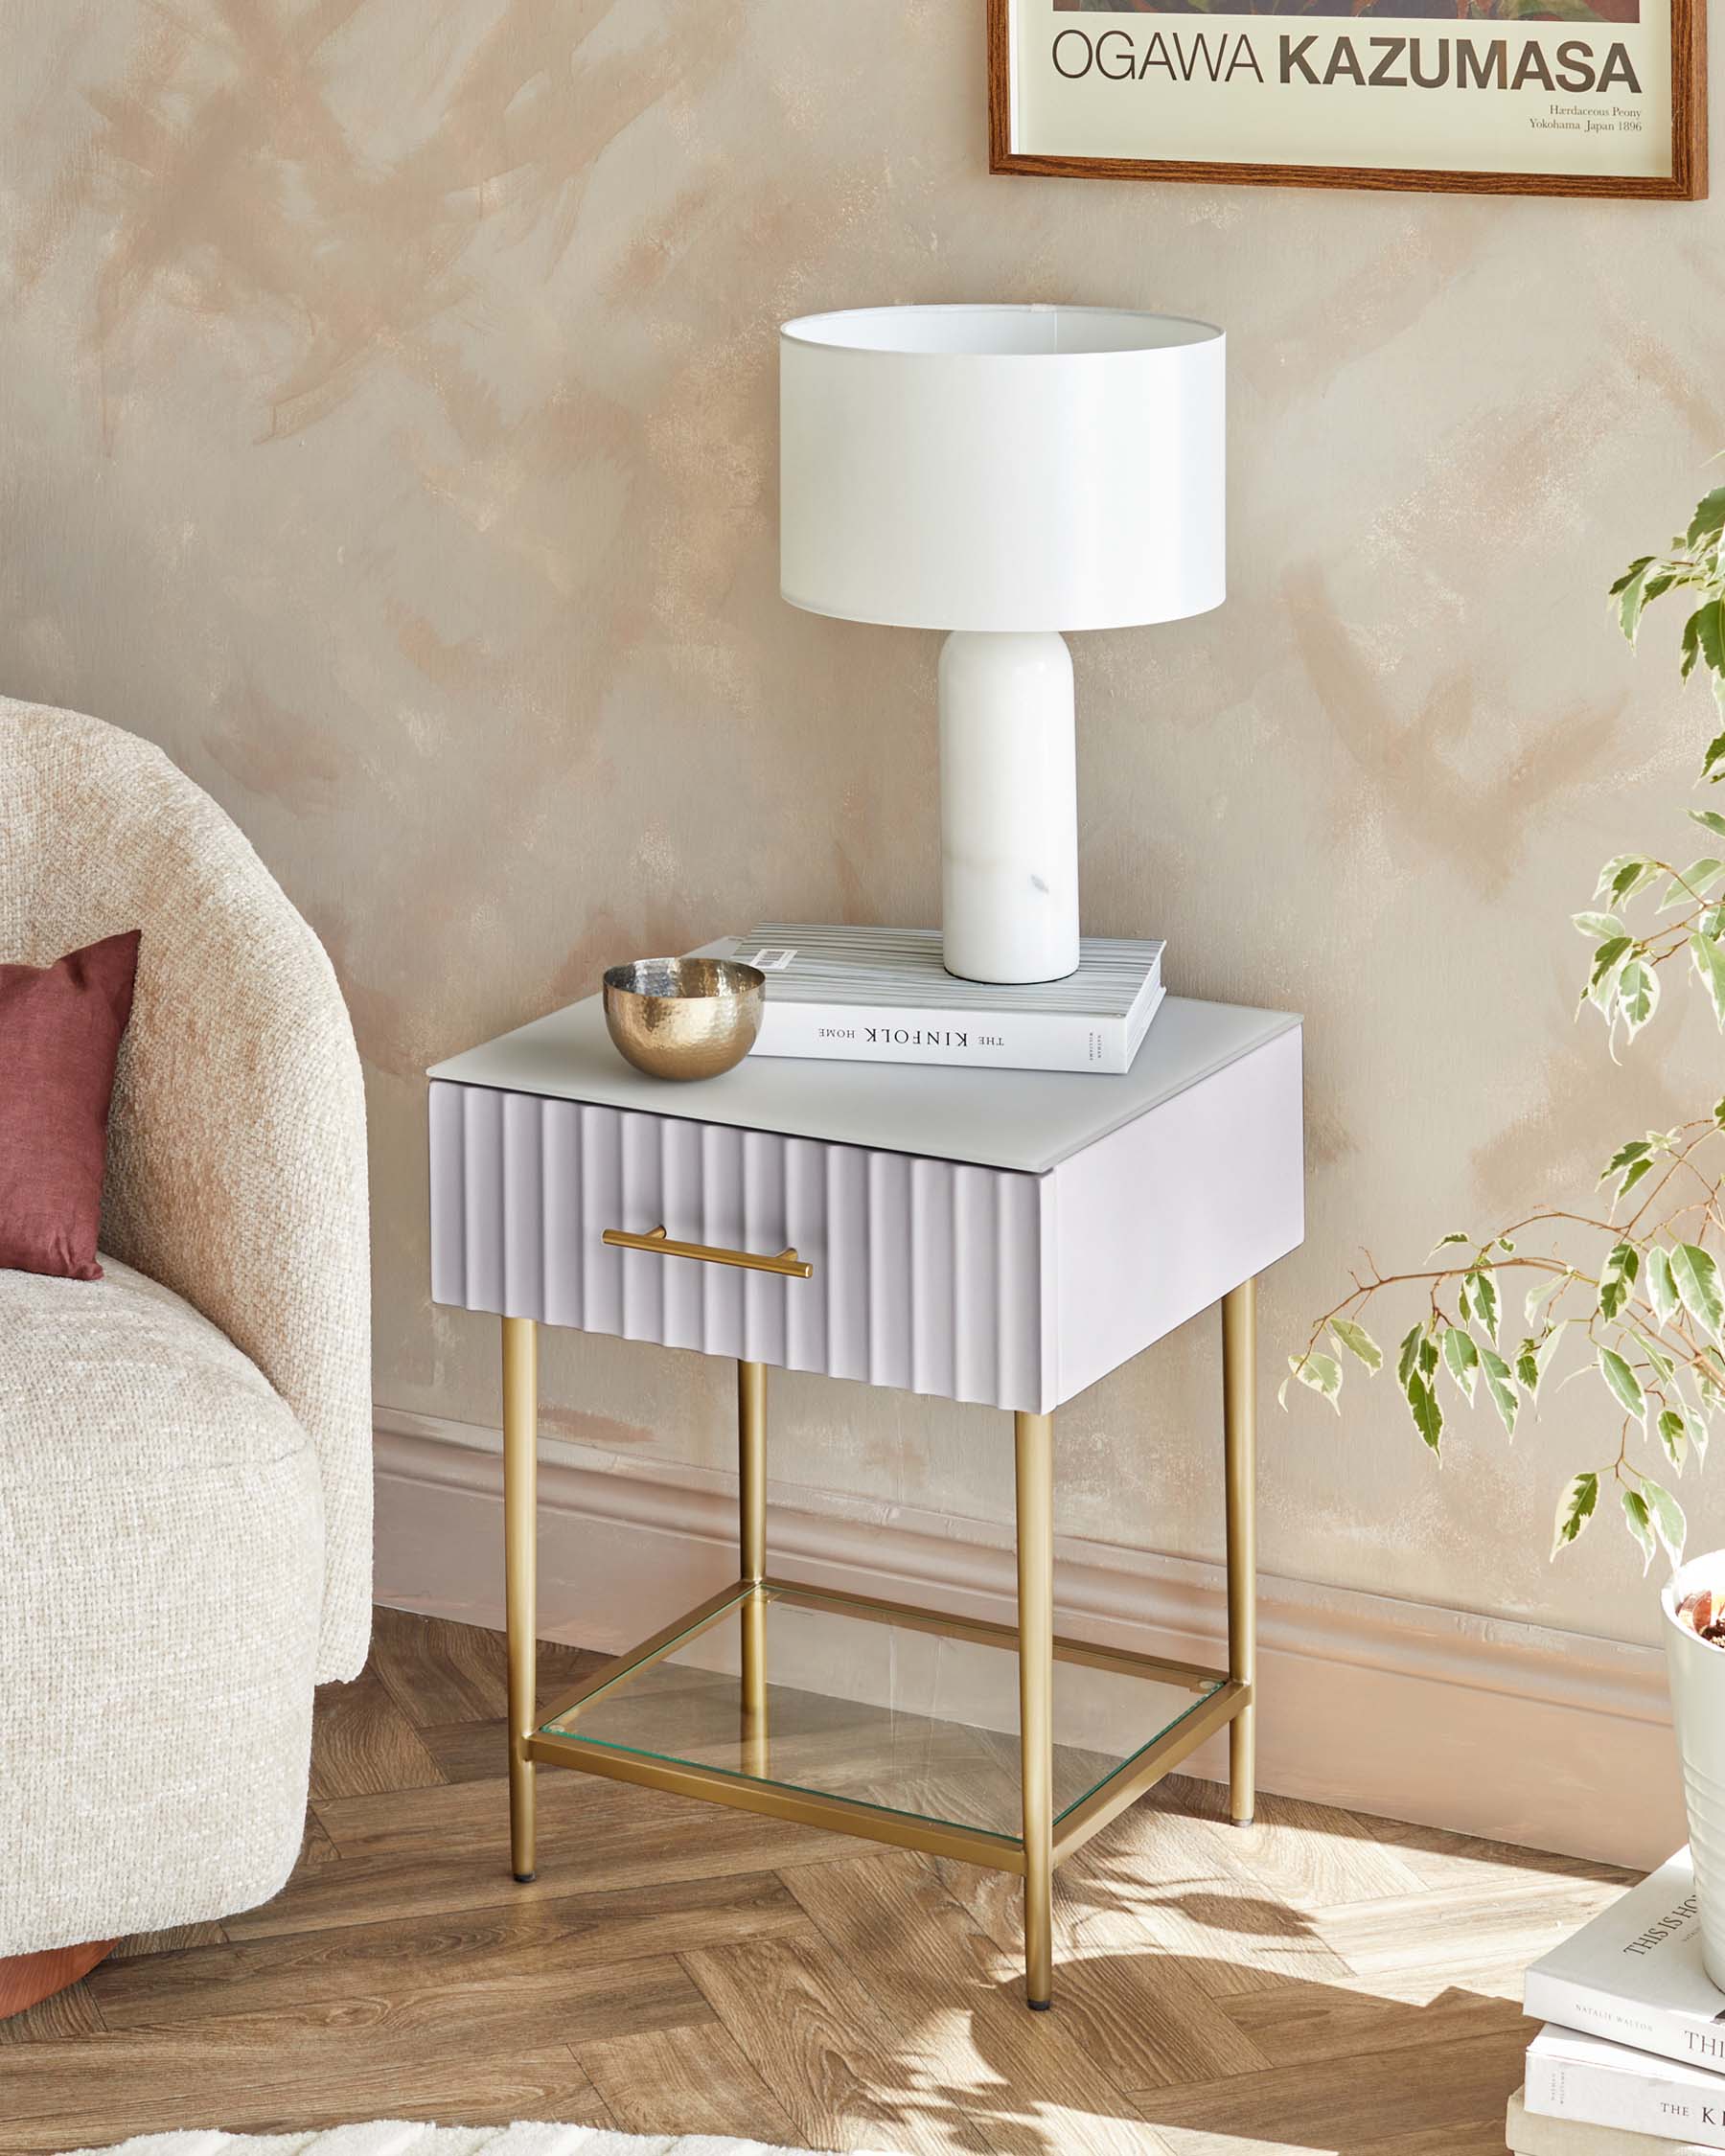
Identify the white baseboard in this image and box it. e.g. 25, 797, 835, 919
373, 1404, 1685, 1868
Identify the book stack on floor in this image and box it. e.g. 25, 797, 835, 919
1511, 1850, 1725, 2154
728, 922, 1165, 1076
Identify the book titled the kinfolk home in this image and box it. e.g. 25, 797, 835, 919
1525, 1851, 1725, 2078
729, 924, 1165, 1076
1526, 2028, 1725, 2149
1509, 2084, 1715, 2153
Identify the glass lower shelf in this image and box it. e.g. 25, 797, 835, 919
539, 1583, 1224, 1843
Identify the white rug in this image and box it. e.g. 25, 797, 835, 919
74, 2130, 900, 2156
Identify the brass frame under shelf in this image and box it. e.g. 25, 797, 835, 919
528, 1575, 1248, 1874
500, 1277, 1258, 2010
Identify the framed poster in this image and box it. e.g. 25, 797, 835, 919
988, 0, 1706, 197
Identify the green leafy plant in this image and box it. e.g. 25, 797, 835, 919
1285, 476, 1725, 1569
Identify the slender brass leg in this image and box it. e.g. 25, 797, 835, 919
1016, 1408, 1055, 2009
739, 1361, 769, 1777
1222, 1278, 1258, 1828
502, 1316, 539, 1882
739, 1361, 767, 1582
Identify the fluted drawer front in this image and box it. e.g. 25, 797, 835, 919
429, 1081, 1051, 1410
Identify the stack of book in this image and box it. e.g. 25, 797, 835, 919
1513, 1849, 1725, 2153
727, 923, 1166, 1077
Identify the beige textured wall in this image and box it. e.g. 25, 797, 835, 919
5, 0, 1721, 1652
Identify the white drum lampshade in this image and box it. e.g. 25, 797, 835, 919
780, 303, 1225, 985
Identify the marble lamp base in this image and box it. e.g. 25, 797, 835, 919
937, 630, 1081, 986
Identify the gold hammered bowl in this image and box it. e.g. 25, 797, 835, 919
602, 956, 766, 1081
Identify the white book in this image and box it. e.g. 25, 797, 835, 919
1525, 1849, 1725, 2075
730, 923, 1165, 1076
1527, 2028, 1725, 2148
1511, 2085, 1716, 2153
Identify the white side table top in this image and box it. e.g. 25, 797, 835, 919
430, 943, 1300, 1177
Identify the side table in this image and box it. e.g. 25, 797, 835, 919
428, 979, 1302, 2007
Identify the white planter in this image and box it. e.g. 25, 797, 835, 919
1663, 1550, 1725, 1990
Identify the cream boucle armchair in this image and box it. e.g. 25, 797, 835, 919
0, 700, 371, 1965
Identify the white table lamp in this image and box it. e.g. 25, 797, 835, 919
780, 303, 1224, 986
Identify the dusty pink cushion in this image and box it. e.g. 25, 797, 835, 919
0, 929, 141, 1280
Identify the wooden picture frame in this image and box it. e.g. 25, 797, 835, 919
987, 0, 1706, 199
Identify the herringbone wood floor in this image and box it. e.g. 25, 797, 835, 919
0, 1606, 1636, 2156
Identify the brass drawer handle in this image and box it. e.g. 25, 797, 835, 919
602, 1225, 814, 1280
